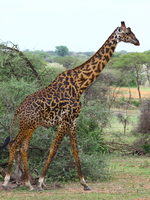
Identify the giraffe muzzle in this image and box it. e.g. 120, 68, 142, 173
134, 39, 140, 46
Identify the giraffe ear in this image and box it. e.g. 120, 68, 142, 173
121, 21, 126, 28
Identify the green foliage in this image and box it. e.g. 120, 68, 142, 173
39, 63, 66, 87
77, 104, 109, 154
112, 52, 145, 68
0, 78, 39, 136
0, 50, 45, 83
131, 100, 140, 107
54, 56, 83, 69
108, 52, 147, 87
55, 46, 69, 57
137, 99, 150, 135
142, 144, 150, 153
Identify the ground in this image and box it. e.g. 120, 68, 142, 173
1, 156, 150, 200
114, 87, 150, 99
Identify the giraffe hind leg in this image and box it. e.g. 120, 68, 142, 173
2, 129, 35, 191
2, 137, 20, 190
20, 131, 35, 191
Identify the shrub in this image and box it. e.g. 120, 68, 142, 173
131, 100, 140, 107
137, 99, 150, 135
0, 78, 39, 139
39, 63, 65, 86
142, 144, 150, 154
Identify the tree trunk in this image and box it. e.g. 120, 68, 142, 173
134, 65, 141, 102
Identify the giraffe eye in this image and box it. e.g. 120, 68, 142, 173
126, 32, 130, 36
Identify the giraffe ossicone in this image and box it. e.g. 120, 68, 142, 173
1, 21, 139, 191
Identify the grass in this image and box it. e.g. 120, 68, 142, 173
140, 86, 150, 92
1, 155, 150, 200
104, 109, 139, 144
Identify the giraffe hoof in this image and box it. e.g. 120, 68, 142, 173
2, 185, 8, 190
29, 188, 35, 192
84, 187, 92, 191
38, 187, 44, 192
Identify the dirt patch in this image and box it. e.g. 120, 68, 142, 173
114, 87, 150, 99
132, 198, 150, 200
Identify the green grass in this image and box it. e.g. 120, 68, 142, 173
104, 109, 139, 144
109, 154, 150, 176
1, 155, 150, 199
140, 86, 150, 92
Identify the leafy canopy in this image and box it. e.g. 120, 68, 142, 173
55, 46, 69, 57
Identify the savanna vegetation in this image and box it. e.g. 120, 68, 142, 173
0, 41, 150, 199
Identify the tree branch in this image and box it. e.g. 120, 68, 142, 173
0, 43, 42, 86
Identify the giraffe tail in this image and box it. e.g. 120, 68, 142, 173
0, 136, 11, 150
0, 107, 20, 150
10, 106, 20, 137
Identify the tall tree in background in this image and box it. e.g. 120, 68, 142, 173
143, 51, 150, 86
113, 52, 145, 102
55, 45, 69, 57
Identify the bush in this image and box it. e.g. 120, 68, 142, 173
54, 56, 83, 69
131, 100, 140, 107
39, 63, 65, 86
77, 104, 110, 154
134, 137, 150, 154
137, 99, 150, 135
0, 47, 45, 83
0, 78, 39, 139
142, 144, 150, 154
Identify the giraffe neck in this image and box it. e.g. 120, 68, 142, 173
73, 28, 119, 95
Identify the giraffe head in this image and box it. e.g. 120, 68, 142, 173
115, 21, 140, 46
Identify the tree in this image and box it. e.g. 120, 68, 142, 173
0, 42, 43, 85
55, 46, 69, 57
54, 56, 83, 69
143, 51, 150, 86
112, 52, 145, 102
137, 99, 150, 135
116, 112, 130, 135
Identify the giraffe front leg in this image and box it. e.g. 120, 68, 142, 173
69, 125, 91, 191
37, 126, 66, 191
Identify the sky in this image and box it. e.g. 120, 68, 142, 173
0, 0, 150, 53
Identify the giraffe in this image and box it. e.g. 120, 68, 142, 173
1, 21, 139, 191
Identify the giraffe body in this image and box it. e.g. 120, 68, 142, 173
2, 22, 139, 191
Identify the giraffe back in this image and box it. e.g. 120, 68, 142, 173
15, 70, 81, 131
